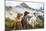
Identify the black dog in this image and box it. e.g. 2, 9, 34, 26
21, 11, 29, 29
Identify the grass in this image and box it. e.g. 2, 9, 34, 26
5, 17, 44, 31
5, 18, 15, 31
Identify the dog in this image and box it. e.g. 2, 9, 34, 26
13, 13, 23, 30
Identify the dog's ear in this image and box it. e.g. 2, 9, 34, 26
24, 11, 29, 14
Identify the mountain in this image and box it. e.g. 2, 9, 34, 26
20, 3, 32, 9
16, 3, 35, 10
6, 2, 44, 20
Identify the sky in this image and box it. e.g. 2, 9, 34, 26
6, 1, 44, 9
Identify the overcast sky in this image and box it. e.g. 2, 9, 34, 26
6, 1, 44, 9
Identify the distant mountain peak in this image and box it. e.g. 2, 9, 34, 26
16, 2, 36, 10
20, 3, 31, 9
16, 3, 32, 9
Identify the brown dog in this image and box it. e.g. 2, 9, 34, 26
13, 13, 23, 30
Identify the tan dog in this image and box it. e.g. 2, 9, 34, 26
13, 13, 23, 30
